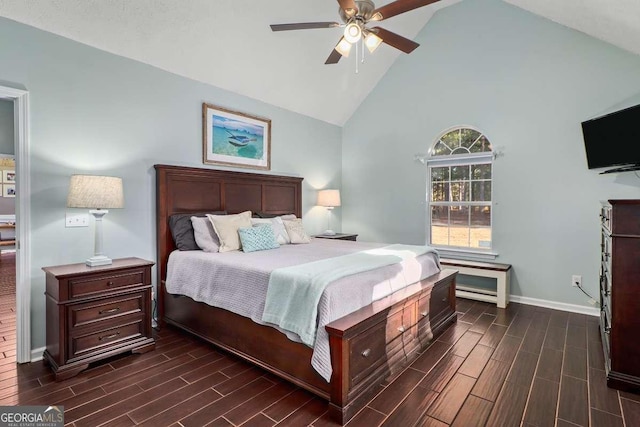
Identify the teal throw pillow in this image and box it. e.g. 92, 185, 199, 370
238, 224, 280, 253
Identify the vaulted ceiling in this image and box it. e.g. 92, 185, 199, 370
0, 0, 639, 125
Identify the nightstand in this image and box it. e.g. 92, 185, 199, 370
42, 257, 155, 380
314, 233, 358, 241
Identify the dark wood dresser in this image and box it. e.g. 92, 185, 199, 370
42, 257, 155, 380
600, 200, 640, 392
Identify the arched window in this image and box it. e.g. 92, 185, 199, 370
427, 127, 493, 251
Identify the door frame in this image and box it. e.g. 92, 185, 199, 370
0, 85, 31, 363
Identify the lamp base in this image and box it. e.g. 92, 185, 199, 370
86, 255, 113, 267
323, 229, 337, 236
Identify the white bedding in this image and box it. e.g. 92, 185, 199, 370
166, 238, 440, 382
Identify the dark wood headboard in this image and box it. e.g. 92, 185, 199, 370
155, 164, 303, 285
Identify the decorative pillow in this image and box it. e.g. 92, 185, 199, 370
282, 219, 311, 244
238, 224, 280, 253
207, 211, 252, 252
280, 214, 297, 221
191, 216, 221, 252
251, 217, 291, 245
169, 211, 226, 250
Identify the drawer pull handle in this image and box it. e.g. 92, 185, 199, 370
107, 281, 115, 286
99, 307, 120, 315
421, 311, 428, 317
99, 332, 120, 341
397, 326, 405, 333
361, 349, 371, 357
442, 298, 447, 302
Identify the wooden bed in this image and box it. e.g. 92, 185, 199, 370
155, 164, 458, 424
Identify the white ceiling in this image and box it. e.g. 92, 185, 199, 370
0, 1, 638, 125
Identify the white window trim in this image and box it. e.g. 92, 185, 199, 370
426, 127, 497, 258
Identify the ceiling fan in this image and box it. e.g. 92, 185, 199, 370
270, 0, 441, 64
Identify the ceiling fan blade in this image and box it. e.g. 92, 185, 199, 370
337, 0, 358, 17
270, 22, 340, 31
325, 47, 343, 64
370, 0, 441, 21
371, 27, 419, 53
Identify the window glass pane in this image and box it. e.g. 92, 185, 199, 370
451, 146, 470, 155
470, 206, 492, 248
469, 135, 492, 153
450, 182, 470, 201
471, 164, 491, 180
440, 130, 459, 150
450, 166, 469, 181
431, 167, 450, 182
432, 141, 451, 156
431, 182, 450, 202
471, 182, 491, 201
449, 206, 470, 247
431, 206, 449, 246
460, 129, 481, 149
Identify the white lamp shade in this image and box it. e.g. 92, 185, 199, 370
67, 175, 124, 209
317, 189, 341, 207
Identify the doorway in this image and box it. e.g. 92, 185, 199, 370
0, 85, 30, 364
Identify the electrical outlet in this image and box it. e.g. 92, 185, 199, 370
572, 274, 582, 287
65, 213, 89, 228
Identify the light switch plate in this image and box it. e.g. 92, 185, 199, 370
65, 213, 89, 228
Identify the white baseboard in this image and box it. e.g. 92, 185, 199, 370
30, 346, 45, 362
509, 295, 599, 317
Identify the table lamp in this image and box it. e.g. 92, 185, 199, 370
317, 189, 341, 235
67, 175, 124, 266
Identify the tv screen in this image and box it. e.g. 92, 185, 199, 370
581, 103, 640, 170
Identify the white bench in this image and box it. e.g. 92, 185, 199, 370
440, 258, 512, 308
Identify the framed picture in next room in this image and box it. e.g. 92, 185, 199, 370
2, 170, 15, 183
202, 103, 271, 171
3, 184, 15, 198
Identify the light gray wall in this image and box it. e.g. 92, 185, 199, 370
0, 17, 342, 350
342, 0, 640, 308
0, 99, 15, 215
0, 99, 13, 155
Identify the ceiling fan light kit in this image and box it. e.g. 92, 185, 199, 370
335, 37, 353, 57
270, 0, 441, 66
364, 31, 383, 53
344, 22, 363, 43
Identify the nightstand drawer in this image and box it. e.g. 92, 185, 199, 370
70, 320, 144, 360
69, 269, 146, 299
70, 292, 144, 328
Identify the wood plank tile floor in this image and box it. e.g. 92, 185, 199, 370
1, 294, 640, 426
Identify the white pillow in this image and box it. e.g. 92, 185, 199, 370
190, 216, 220, 252
251, 217, 291, 245
207, 211, 252, 252
283, 219, 311, 244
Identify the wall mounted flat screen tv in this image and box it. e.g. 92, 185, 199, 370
581, 103, 640, 173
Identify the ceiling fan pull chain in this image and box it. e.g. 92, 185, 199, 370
361, 37, 365, 64
355, 40, 359, 74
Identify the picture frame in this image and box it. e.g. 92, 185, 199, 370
2, 170, 15, 183
3, 184, 15, 198
202, 103, 271, 170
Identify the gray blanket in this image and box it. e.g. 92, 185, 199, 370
166, 238, 440, 382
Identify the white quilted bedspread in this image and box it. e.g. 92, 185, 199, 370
166, 238, 440, 382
